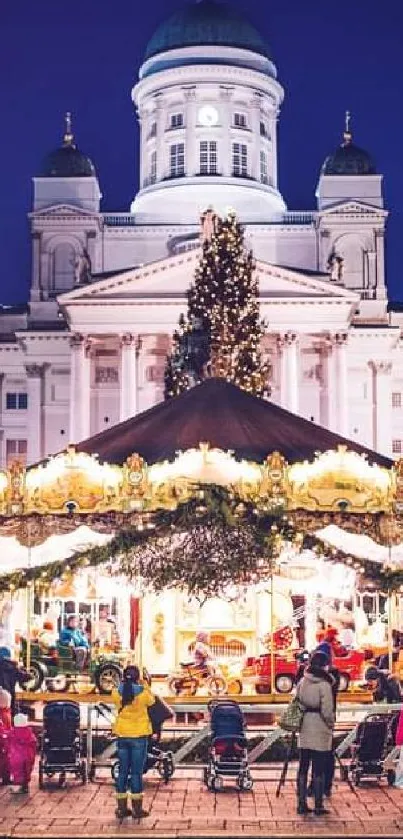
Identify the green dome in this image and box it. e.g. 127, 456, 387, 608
144, 0, 271, 61
40, 145, 95, 178
39, 113, 95, 178
322, 119, 375, 176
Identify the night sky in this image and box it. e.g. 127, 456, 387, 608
0, 0, 402, 305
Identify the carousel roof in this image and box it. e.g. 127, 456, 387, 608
78, 378, 392, 468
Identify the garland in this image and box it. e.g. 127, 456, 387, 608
0, 486, 401, 597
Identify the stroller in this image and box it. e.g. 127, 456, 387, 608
203, 700, 253, 792
39, 701, 87, 789
105, 698, 174, 784
340, 712, 399, 787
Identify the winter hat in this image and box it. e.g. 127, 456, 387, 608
316, 642, 332, 661
0, 688, 11, 708
13, 713, 28, 728
309, 651, 329, 669
0, 646, 11, 659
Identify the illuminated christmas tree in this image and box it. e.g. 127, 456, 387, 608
164, 210, 270, 399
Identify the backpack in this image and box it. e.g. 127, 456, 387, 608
279, 696, 305, 733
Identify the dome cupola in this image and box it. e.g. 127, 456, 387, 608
144, 0, 271, 62
321, 111, 376, 176
40, 113, 96, 178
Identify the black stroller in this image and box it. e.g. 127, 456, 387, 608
109, 697, 174, 784
340, 712, 399, 787
203, 700, 253, 792
39, 701, 87, 788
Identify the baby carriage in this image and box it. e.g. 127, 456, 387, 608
203, 700, 252, 792
340, 712, 399, 787
39, 701, 87, 788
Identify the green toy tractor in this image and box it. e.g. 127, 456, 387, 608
21, 639, 123, 694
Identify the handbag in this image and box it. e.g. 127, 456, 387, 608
279, 696, 305, 733
148, 695, 174, 730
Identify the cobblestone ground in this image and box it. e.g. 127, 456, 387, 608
0, 769, 402, 837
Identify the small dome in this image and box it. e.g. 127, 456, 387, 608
322, 114, 376, 176
39, 113, 95, 178
144, 0, 271, 61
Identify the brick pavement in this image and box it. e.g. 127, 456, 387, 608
0, 769, 402, 838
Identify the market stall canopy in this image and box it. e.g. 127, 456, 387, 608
77, 378, 392, 468
0, 526, 113, 573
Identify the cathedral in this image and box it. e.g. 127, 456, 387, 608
0, 0, 402, 469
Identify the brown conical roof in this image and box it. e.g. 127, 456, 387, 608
77, 378, 392, 468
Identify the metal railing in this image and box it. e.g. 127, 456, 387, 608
102, 211, 316, 227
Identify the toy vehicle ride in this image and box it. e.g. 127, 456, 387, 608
243, 647, 370, 694
167, 661, 238, 697
21, 638, 123, 695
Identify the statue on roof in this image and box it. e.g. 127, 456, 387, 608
327, 250, 344, 282
73, 249, 92, 285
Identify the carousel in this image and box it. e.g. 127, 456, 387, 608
0, 378, 402, 696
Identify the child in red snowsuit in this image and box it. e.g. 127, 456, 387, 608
0, 688, 12, 785
7, 713, 36, 794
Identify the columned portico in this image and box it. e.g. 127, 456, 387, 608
69, 334, 91, 443
120, 333, 138, 421
370, 360, 392, 456
277, 332, 299, 413
25, 363, 45, 465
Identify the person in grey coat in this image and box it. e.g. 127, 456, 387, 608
295, 651, 335, 815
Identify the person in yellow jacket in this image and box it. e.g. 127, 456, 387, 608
112, 665, 155, 821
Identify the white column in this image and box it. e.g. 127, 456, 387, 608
250, 93, 261, 180
319, 341, 336, 430
334, 333, 349, 437
25, 364, 44, 465
69, 334, 91, 443
370, 361, 392, 456
278, 332, 299, 413
155, 95, 165, 181
219, 87, 232, 177
184, 87, 197, 176
120, 333, 138, 421
375, 230, 387, 300
30, 232, 41, 302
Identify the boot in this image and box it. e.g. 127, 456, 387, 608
297, 773, 312, 815
131, 794, 149, 819
115, 795, 130, 821
313, 775, 330, 816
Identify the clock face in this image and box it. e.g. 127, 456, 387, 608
198, 105, 219, 127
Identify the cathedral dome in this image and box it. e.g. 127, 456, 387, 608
144, 0, 271, 61
40, 114, 95, 178
321, 114, 375, 176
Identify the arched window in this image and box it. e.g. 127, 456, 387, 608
51, 243, 75, 292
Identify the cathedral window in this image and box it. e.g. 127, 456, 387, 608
234, 112, 247, 128
5, 439, 27, 467
150, 150, 157, 184
260, 150, 268, 184
170, 113, 184, 129
392, 439, 402, 454
170, 143, 185, 177
232, 143, 248, 177
6, 392, 27, 410
51, 242, 75, 292
199, 141, 217, 175
392, 391, 401, 408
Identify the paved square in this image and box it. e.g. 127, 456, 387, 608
0, 769, 402, 837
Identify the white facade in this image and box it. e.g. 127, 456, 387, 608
1, 3, 403, 469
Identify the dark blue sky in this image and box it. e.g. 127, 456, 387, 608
0, 0, 402, 305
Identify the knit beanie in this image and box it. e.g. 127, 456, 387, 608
0, 646, 11, 659
310, 651, 329, 669
316, 642, 332, 661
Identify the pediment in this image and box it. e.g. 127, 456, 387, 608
30, 204, 99, 219
319, 200, 387, 218
58, 250, 358, 306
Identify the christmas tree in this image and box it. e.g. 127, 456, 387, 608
164, 210, 270, 399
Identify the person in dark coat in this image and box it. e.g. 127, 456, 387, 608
366, 666, 402, 703
0, 648, 29, 716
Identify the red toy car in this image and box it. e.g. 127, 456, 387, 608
243, 648, 370, 694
